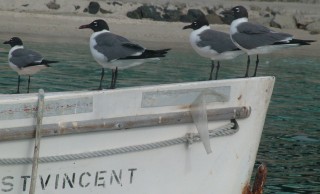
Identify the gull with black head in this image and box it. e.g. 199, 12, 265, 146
79, 19, 170, 89
183, 15, 243, 80
3, 37, 58, 93
221, 6, 315, 77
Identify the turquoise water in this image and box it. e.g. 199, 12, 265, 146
0, 42, 319, 193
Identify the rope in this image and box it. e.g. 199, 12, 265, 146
0, 120, 238, 166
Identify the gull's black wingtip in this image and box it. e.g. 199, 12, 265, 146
160, 48, 171, 54
146, 48, 171, 57
42, 60, 59, 64
291, 39, 316, 45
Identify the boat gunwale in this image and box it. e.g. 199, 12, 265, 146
0, 106, 251, 142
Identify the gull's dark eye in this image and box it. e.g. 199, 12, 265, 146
235, 8, 240, 12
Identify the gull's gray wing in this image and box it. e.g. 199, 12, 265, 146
197, 29, 239, 53
10, 48, 43, 68
232, 22, 293, 49
94, 32, 145, 61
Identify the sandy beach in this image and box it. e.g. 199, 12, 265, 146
0, 0, 319, 57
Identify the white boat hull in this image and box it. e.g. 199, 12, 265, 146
0, 77, 275, 194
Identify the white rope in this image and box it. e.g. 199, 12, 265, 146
0, 120, 238, 166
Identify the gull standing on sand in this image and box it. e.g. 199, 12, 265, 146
221, 6, 315, 77
183, 15, 244, 80
3, 37, 58, 93
79, 19, 170, 89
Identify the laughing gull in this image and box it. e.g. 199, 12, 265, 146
3, 37, 58, 93
79, 19, 170, 89
221, 6, 315, 77
183, 16, 243, 80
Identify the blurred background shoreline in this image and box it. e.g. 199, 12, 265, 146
0, 0, 319, 57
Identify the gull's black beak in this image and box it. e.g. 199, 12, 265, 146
183, 24, 192, 30
3, 40, 10, 44
219, 9, 233, 17
219, 10, 236, 25
79, 24, 90, 29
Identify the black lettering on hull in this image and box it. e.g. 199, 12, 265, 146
40, 174, 50, 190
2, 176, 14, 192
79, 172, 91, 188
1, 167, 137, 192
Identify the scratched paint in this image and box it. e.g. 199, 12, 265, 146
0, 97, 93, 120
141, 86, 230, 108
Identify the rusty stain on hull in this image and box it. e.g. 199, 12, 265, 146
242, 183, 252, 194
252, 164, 268, 194
242, 163, 267, 194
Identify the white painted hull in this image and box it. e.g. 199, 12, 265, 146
0, 77, 275, 194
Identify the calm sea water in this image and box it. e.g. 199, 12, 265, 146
0, 41, 319, 193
